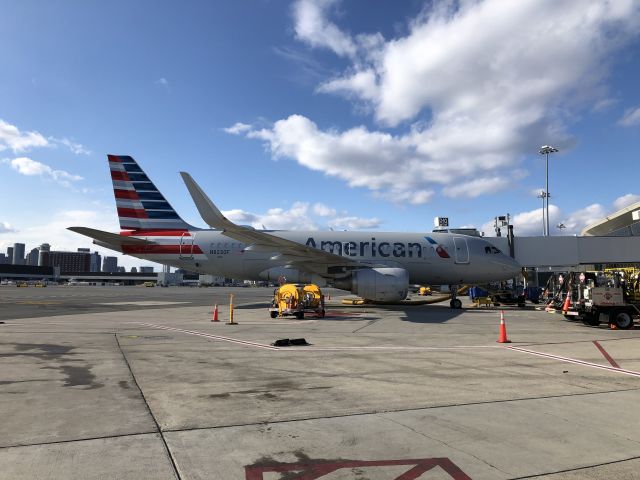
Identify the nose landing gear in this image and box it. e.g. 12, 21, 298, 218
449, 284, 462, 309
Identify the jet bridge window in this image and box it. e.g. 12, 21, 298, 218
484, 246, 502, 254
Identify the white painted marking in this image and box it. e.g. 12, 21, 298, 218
138, 323, 279, 350
98, 301, 189, 306
507, 345, 640, 378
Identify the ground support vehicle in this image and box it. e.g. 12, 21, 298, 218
577, 286, 639, 329
490, 290, 526, 308
269, 283, 325, 320
550, 270, 640, 329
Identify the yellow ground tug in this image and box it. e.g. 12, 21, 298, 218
269, 283, 325, 319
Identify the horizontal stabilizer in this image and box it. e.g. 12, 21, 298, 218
67, 227, 157, 252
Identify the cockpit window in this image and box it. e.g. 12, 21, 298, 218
484, 246, 502, 254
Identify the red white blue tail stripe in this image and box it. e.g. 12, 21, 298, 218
108, 155, 193, 232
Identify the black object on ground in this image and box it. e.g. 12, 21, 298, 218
271, 338, 310, 347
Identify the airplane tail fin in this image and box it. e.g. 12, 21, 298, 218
107, 154, 194, 232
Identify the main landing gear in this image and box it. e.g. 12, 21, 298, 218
449, 285, 462, 309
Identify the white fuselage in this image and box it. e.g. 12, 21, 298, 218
125, 229, 521, 286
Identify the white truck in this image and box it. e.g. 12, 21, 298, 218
579, 286, 639, 329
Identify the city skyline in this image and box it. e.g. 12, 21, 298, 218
1, 240, 156, 273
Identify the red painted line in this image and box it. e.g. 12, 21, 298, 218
139, 323, 279, 350
507, 346, 640, 378
245, 458, 471, 480
593, 341, 621, 368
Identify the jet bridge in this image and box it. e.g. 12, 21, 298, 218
485, 236, 640, 268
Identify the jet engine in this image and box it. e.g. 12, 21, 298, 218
333, 267, 409, 303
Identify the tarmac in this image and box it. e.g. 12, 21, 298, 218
1, 285, 640, 479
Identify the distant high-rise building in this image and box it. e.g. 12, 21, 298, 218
12, 243, 25, 265
7, 246, 14, 265
90, 251, 101, 272
102, 256, 118, 273
116, 266, 126, 273
38, 243, 51, 266
26, 248, 39, 266
0, 253, 6, 264
139, 266, 154, 273
130, 267, 138, 273
47, 251, 91, 273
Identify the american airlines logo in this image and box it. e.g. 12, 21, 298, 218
305, 236, 450, 259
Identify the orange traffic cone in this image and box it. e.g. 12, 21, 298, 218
562, 292, 571, 313
212, 304, 219, 322
497, 310, 511, 343
327, 293, 331, 301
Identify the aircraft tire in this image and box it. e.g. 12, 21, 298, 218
450, 298, 462, 309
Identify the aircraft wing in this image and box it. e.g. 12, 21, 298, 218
67, 226, 157, 253
180, 172, 368, 272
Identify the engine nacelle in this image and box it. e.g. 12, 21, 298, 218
258, 267, 327, 287
334, 267, 409, 303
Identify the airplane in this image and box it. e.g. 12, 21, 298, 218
69, 155, 522, 308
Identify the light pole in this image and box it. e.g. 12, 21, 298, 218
537, 190, 546, 236
539, 145, 558, 236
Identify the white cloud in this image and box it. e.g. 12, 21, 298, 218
0, 118, 90, 155
233, 114, 526, 203
223, 122, 252, 135
442, 177, 507, 199
481, 195, 638, 237
223, 200, 381, 231
237, 0, 640, 205
51, 137, 91, 155
618, 106, 640, 127
3, 157, 83, 187
224, 202, 318, 230
0, 221, 16, 234
0, 119, 49, 153
155, 77, 170, 92
328, 216, 380, 230
613, 193, 640, 211
314, 0, 640, 126
293, 0, 357, 58
313, 202, 336, 217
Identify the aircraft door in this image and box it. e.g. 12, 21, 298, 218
179, 232, 195, 260
453, 237, 469, 264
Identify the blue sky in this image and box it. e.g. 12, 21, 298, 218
1, 0, 639, 269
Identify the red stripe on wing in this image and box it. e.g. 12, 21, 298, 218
122, 244, 203, 254
120, 229, 189, 237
